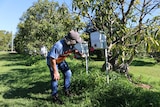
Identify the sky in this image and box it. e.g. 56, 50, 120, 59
0, 0, 72, 35
0, 0, 159, 35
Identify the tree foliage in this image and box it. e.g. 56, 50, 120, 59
0, 30, 12, 51
72, 0, 160, 72
14, 0, 85, 54
14, 0, 160, 71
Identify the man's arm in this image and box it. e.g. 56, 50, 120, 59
73, 49, 86, 58
50, 57, 60, 80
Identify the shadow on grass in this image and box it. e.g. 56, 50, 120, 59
0, 52, 44, 66
91, 82, 160, 107
130, 60, 156, 66
0, 52, 50, 101
1, 66, 50, 100
3, 81, 50, 100
0, 52, 29, 66
94, 89, 160, 107
0, 52, 26, 62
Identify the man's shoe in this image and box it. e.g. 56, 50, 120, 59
52, 95, 64, 104
65, 90, 72, 97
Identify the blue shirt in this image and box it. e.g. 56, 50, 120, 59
47, 39, 74, 65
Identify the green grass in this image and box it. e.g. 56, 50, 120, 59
0, 52, 160, 107
130, 57, 160, 91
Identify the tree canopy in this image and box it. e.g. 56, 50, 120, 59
14, 0, 160, 72
0, 30, 12, 51
14, 0, 85, 54
72, 0, 160, 71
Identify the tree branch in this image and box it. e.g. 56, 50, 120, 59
121, 0, 136, 23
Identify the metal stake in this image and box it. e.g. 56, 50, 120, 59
105, 48, 109, 84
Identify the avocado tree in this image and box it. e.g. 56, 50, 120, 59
0, 30, 12, 51
72, 0, 160, 74
147, 17, 160, 62
14, 0, 85, 54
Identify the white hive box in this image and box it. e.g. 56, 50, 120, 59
90, 31, 106, 49
74, 42, 89, 57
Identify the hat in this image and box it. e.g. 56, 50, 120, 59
67, 30, 83, 43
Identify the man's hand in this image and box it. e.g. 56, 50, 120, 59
54, 71, 60, 80
50, 57, 60, 80
74, 49, 86, 58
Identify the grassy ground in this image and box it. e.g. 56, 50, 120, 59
0, 51, 160, 107
130, 57, 160, 91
